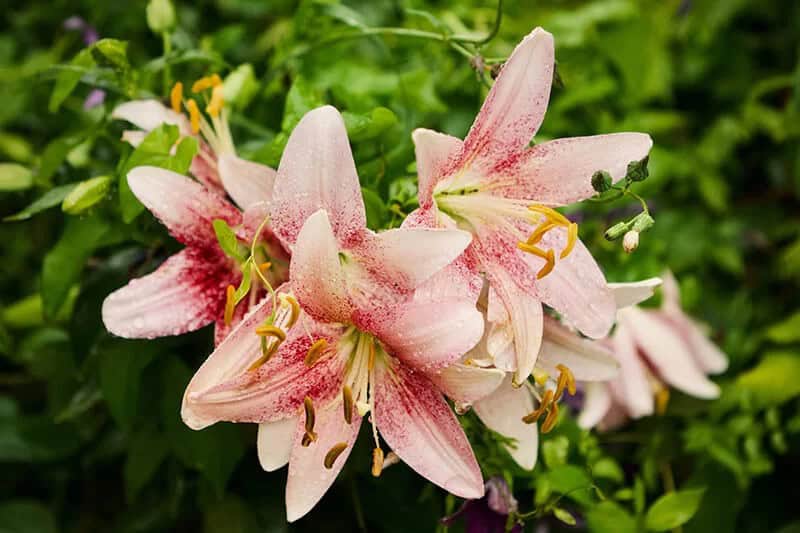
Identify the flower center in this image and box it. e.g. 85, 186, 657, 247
170, 75, 236, 156
521, 364, 576, 433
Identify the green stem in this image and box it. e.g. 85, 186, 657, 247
451, 0, 503, 45
625, 189, 650, 215
162, 31, 172, 96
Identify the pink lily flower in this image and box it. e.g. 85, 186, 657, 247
579, 273, 728, 430
410, 27, 653, 384
181, 106, 486, 521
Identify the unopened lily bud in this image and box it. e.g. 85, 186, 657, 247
604, 221, 630, 241
631, 212, 655, 233
146, 0, 176, 34
625, 155, 650, 182
591, 170, 613, 193
623, 230, 639, 253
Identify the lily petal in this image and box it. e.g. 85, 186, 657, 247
286, 400, 362, 522
412, 128, 463, 207
374, 363, 484, 499
127, 166, 241, 247
679, 316, 729, 374
473, 376, 538, 470
271, 106, 366, 247
217, 153, 275, 210
257, 417, 297, 472
608, 318, 654, 418
538, 316, 619, 381
609, 278, 663, 309
577, 382, 612, 430
431, 363, 506, 405
112, 99, 190, 134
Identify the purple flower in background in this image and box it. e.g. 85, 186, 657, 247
64, 16, 105, 109
83, 89, 106, 109
441, 477, 522, 533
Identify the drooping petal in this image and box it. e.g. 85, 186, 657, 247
622, 308, 720, 399
217, 153, 276, 210
659, 270, 682, 314
678, 316, 729, 374
412, 128, 463, 207
271, 106, 366, 247
285, 400, 362, 522
126, 166, 241, 247
102, 247, 235, 339
490, 133, 653, 205
112, 99, 190, 134
609, 278, 662, 309
577, 382, 613, 430
290, 209, 353, 324
374, 363, 484, 499
461, 28, 554, 169
257, 417, 297, 472
431, 363, 506, 405
537, 316, 619, 382
608, 318, 654, 418
473, 376, 538, 470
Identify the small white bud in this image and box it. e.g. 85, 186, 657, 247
623, 230, 639, 253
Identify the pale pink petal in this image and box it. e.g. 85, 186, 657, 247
127, 166, 241, 247
431, 363, 505, 405
102, 247, 234, 340
461, 28, 554, 168
412, 128, 463, 207
190, 142, 223, 192
257, 417, 297, 472
492, 133, 653, 205
608, 318, 654, 418
622, 307, 720, 399
121, 130, 146, 147
577, 382, 612, 430
609, 278, 662, 309
378, 300, 484, 372
660, 270, 682, 313
473, 376, 538, 470
374, 363, 484, 499
679, 317, 729, 374
271, 106, 366, 247
112, 99, 190, 134
290, 210, 353, 323
538, 316, 619, 381
217, 153, 275, 210
286, 400, 362, 522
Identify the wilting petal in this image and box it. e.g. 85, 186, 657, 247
102, 247, 234, 339
379, 300, 484, 372
127, 166, 241, 247
431, 363, 505, 405
608, 318, 654, 418
112, 99, 190, 134
412, 128, 463, 207
257, 417, 297, 472
577, 382, 613, 430
609, 278, 662, 309
461, 28, 554, 168
290, 210, 353, 324
271, 106, 366, 247
493, 133, 653, 205
533, 229, 616, 339
622, 308, 720, 398
374, 363, 483, 499
286, 400, 362, 522
218, 153, 275, 210
538, 316, 619, 381
473, 376, 538, 470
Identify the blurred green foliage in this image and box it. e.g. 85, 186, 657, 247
1, 0, 799, 531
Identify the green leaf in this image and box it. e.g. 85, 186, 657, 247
203, 496, 261, 533
223, 63, 259, 109
343, 107, 398, 142
0, 500, 57, 533
585, 501, 637, 533
553, 507, 577, 526
541, 435, 570, 468
49, 48, 94, 112
91, 38, 129, 71
212, 219, 246, 261
0, 163, 33, 191
736, 351, 800, 407
124, 426, 169, 502
765, 311, 800, 343
233, 268, 252, 306
36, 136, 83, 186
282, 77, 324, 132
645, 488, 706, 531
361, 188, 386, 230
99, 340, 158, 428
61, 175, 111, 214
3, 184, 76, 221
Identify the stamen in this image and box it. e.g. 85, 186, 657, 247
655, 387, 670, 415
528, 205, 570, 226
560, 223, 578, 259
355, 401, 371, 416
223, 284, 235, 326
302, 396, 317, 446
259, 261, 272, 272
191, 74, 222, 93
186, 99, 201, 134
324, 442, 348, 469
342, 385, 354, 424
281, 294, 300, 329
367, 341, 375, 371
170, 82, 183, 113
526, 221, 557, 246
516, 242, 551, 259
246, 340, 279, 372
555, 364, 576, 398
206, 85, 225, 117
522, 390, 553, 424
254, 324, 286, 341
305, 339, 329, 367
371, 447, 384, 477
533, 369, 549, 386
541, 401, 560, 433
536, 249, 556, 279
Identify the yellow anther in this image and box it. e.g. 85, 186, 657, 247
368, 341, 376, 372
522, 390, 553, 424
305, 339, 329, 367
324, 442, 348, 469
191, 73, 222, 93
528, 204, 570, 226
259, 261, 272, 272
186, 99, 201, 134
526, 221, 557, 246
206, 85, 225, 117
516, 242, 551, 260
371, 447, 384, 477
247, 339, 279, 372
170, 82, 183, 113
342, 385, 354, 424
254, 324, 286, 341
554, 364, 576, 401
281, 294, 300, 329
541, 401, 560, 433
536, 249, 556, 279
655, 387, 670, 415
302, 396, 317, 446
560, 223, 578, 259
223, 284, 236, 326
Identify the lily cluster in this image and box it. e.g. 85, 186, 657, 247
101, 27, 726, 522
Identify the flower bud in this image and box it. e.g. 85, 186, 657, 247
631, 212, 655, 233
62, 175, 111, 215
625, 155, 650, 182
146, 0, 176, 34
623, 230, 639, 253
604, 221, 630, 241
591, 170, 613, 193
